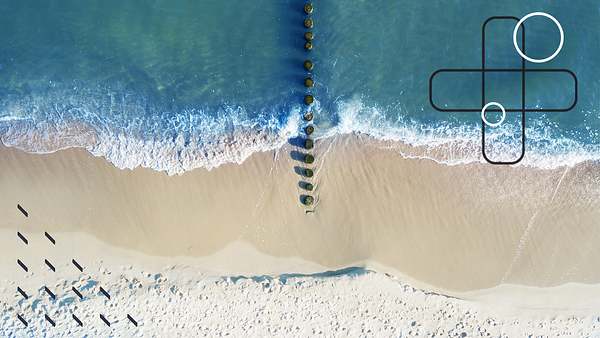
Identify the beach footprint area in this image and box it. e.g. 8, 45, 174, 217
2, 1, 600, 336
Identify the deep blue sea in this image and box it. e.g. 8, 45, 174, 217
0, 1, 598, 173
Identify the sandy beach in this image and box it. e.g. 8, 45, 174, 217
2, 133, 600, 292
3, 134, 600, 335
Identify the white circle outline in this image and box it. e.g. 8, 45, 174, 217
481, 102, 506, 128
512, 12, 564, 64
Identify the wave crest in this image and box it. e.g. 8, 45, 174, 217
324, 97, 600, 169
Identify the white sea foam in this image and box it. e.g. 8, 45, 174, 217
1, 93, 598, 174
89, 119, 299, 175
1, 110, 302, 175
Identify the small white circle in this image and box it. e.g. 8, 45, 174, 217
513, 12, 564, 64
481, 102, 506, 127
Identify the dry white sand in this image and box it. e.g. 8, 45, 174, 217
2, 231, 600, 337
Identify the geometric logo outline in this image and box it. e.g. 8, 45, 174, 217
429, 15, 579, 165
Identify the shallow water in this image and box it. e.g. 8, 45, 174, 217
0, 0, 598, 172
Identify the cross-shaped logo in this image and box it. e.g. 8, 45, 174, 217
429, 12, 578, 165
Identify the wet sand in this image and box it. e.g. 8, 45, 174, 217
2, 133, 600, 292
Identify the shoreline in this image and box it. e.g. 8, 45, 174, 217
2, 133, 600, 292
4, 111, 600, 176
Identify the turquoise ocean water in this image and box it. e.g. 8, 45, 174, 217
0, 1, 598, 173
